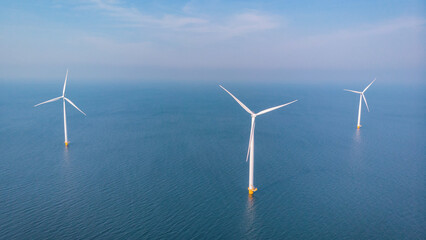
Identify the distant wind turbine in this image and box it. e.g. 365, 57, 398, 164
220, 85, 297, 195
34, 70, 86, 146
344, 78, 375, 129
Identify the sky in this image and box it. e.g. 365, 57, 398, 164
0, 0, 424, 83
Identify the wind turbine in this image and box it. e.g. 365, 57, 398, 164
344, 78, 375, 129
220, 85, 297, 195
34, 70, 86, 146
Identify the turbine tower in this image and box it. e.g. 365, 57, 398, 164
220, 85, 297, 195
35, 70, 86, 146
344, 78, 375, 129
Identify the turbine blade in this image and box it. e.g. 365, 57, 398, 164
62, 69, 68, 96
343, 89, 362, 94
34, 96, 62, 107
219, 85, 254, 115
363, 78, 375, 93
64, 97, 86, 116
256, 100, 298, 116
362, 94, 370, 112
246, 120, 255, 162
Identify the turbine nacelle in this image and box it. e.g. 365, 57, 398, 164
220, 84, 298, 118
34, 70, 86, 116
344, 78, 375, 112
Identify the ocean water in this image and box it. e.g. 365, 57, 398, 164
0, 81, 424, 239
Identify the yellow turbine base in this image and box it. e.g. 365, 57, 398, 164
65, 142, 69, 147
357, 125, 361, 129
248, 187, 258, 195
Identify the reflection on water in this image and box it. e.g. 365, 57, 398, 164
350, 129, 363, 153
63, 147, 70, 163
348, 129, 364, 168
244, 194, 257, 237
61, 146, 72, 172
353, 129, 361, 144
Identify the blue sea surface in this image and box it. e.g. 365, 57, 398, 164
0, 81, 424, 239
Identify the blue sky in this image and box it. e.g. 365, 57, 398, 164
0, 0, 424, 82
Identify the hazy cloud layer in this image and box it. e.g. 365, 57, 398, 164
0, 0, 424, 81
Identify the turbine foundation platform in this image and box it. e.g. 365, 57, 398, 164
248, 187, 258, 195
65, 142, 69, 147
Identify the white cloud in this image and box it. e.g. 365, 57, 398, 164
182, 11, 280, 38
182, 0, 196, 14
87, 0, 207, 28
85, 0, 280, 38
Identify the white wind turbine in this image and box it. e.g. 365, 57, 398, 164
220, 85, 297, 195
34, 70, 86, 146
344, 78, 375, 129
